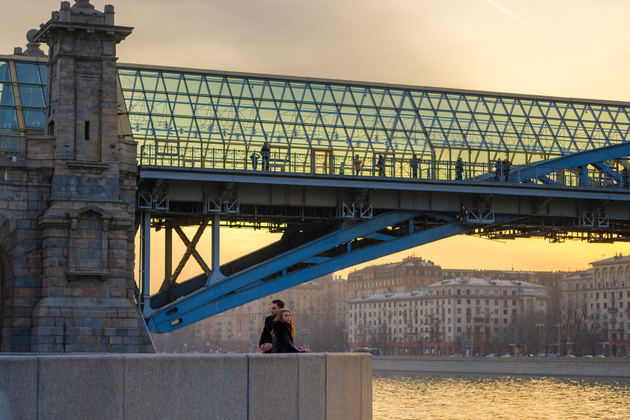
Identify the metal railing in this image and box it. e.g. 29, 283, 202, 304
0, 134, 26, 156
138, 144, 630, 190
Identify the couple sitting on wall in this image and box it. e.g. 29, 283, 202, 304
259, 299, 310, 353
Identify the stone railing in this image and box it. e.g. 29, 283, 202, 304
0, 353, 372, 420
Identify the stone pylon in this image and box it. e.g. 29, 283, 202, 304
16, 0, 154, 352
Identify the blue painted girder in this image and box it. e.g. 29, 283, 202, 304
145, 212, 519, 333
511, 142, 630, 183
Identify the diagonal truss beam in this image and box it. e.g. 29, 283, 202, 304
159, 220, 211, 291
512, 142, 630, 183
145, 212, 519, 333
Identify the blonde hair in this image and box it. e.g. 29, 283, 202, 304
275, 308, 295, 338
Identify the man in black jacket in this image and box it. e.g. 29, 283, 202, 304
259, 299, 284, 353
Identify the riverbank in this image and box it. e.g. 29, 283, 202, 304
373, 356, 630, 378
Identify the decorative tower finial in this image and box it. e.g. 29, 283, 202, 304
74, 0, 95, 9
23, 29, 46, 57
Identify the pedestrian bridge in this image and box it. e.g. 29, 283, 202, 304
2, 56, 630, 333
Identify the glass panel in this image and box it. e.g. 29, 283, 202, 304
19, 85, 45, 108
0, 61, 10, 82
0, 107, 18, 131
15, 62, 43, 84
24, 109, 45, 130
0, 83, 15, 106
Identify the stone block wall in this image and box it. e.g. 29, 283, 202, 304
0, 353, 372, 420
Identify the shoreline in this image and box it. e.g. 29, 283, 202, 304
372, 356, 630, 378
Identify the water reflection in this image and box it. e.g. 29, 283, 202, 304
374, 373, 630, 419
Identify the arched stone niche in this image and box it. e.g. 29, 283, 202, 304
66, 206, 112, 281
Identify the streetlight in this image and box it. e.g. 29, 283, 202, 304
536, 322, 545, 355
466, 325, 474, 357
555, 323, 563, 356
302, 328, 309, 349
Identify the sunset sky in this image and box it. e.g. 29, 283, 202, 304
4, 0, 630, 287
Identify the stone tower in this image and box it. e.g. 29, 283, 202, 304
16, 0, 154, 352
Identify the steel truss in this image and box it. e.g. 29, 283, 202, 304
143, 211, 519, 333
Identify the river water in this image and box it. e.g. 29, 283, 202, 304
373, 373, 630, 419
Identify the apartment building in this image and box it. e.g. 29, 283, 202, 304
589, 255, 630, 355
347, 277, 548, 356
347, 256, 442, 298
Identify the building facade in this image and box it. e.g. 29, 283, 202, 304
347, 256, 442, 298
347, 277, 548, 356
589, 255, 630, 355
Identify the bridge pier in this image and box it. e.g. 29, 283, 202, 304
0, 1, 152, 352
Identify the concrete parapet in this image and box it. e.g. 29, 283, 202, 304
0, 356, 38, 419
0, 353, 372, 420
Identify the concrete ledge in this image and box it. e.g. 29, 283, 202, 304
0, 353, 372, 420
373, 356, 630, 378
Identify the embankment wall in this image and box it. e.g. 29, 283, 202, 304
0, 353, 372, 420
373, 356, 630, 378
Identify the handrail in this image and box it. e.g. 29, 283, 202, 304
138, 144, 630, 190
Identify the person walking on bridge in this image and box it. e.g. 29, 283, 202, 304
455, 157, 464, 180
502, 158, 511, 182
353, 154, 362, 175
261, 141, 270, 171
250, 151, 259, 170
259, 299, 284, 353
377, 154, 386, 176
410, 154, 419, 178
494, 159, 502, 181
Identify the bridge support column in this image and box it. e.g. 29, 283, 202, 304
206, 214, 222, 284
26, 1, 153, 352
139, 211, 152, 317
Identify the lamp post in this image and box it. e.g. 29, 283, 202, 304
302, 328, 309, 349
555, 323, 563, 356
536, 322, 545, 355
466, 325, 474, 357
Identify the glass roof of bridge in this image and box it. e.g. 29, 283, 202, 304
118, 65, 630, 164
3, 56, 630, 165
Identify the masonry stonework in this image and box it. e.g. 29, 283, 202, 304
0, 0, 153, 352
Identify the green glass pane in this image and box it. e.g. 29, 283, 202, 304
433, 94, 451, 112
310, 84, 327, 103
396, 92, 415, 111
259, 81, 275, 101
162, 73, 184, 93
140, 72, 161, 92
227, 78, 247, 98
207, 77, 225, 96
331, 86, 350, 105
148, 94, 171, 115
320, 85, 336, 105
378, 90, 396, 109
172, 100, 193, 117
352, 88, 371, 107
184, 75, 203, 95
472, 98, 489, 114
546, 103, 562, 120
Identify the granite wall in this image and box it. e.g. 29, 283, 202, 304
0, 352, 372, 420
